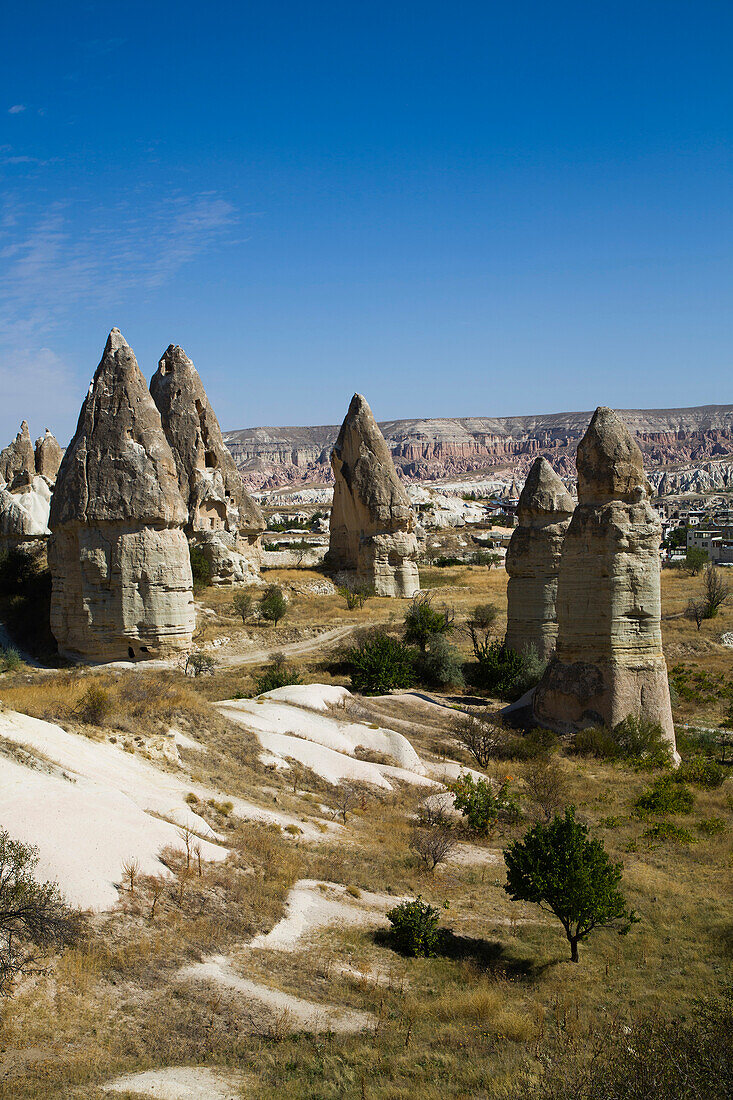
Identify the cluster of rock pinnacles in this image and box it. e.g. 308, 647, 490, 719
3, 328, 675, 756
506, 407, 677, 759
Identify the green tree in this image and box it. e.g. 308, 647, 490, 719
188, 545, 211, 590
415, 633, 464, 689
451, 773, 519, 833
346, 631, 416, 695
0, 831, 82, 996
503, 807, 637, 962
683, 547, 708, 575
232, 590, 254, 623
403, 593, 455, 651
259, 585, 288, 626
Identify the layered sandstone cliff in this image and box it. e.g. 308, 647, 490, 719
49, 329, 195, 660
533, 408, 677, 758
150, 345, 265, 585
505, 458, 574, 661
326, 394, 420, 597
223, 405, 733, 490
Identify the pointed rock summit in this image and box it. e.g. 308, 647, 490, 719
505, 457, 574, 661
326, 393, 419, 597
533, 408, 677, 758
48, 329, 195, 660
34, 429, 63, 481
0, 420, 36, 488
150, 345, 265, 584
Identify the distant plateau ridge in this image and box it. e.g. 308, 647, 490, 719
223, 404, 733, 490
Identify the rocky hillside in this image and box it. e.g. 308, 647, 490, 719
224, 405, 733, 489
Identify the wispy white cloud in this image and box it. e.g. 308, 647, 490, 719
7, 105, 26, 114
0, 190, 240, 440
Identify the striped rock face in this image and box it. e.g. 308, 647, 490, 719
533, 408, 677, 760
49, 329, 195, 660
505, 457, 574, 662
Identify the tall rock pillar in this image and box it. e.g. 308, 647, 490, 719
505, 457, 574, 661
48, 330, 195, 660
326, 393, 420, 597
150, 344, 266, 585
533, 407, 677, 757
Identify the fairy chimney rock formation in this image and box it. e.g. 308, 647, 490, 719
532, 407, 677, 757
326, 393, 420, 597
150, 344, 266, 585
34, 430, 63, 481
0, 421, 36, 489
505, 457, 574, 661
48, 329, 195, 660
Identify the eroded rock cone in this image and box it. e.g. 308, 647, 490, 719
0, 420, 36, 488
326, 393, 419, 597
150, 344, 266, 585
49, 329, 195, 660
505, 457, 574, 662
34, 429, 63, 481
532, 407, 677, 758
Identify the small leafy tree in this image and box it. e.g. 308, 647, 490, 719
403, 593, 455, 651
259, 585, 288, 627
451, 773, 520, 833
683, 547, 708, 575
0, 831, 82, 996
701, 564, 730, 619
387, 896, 444, 957
454, 713, 504, 767
465, 603, 499, 662
468, 640, 528, 700
183, 650, 217, 677
232, 590, 254, 623
346, 631, 416, 695
504, 808, 637, 962
410, 801, 457, 872
336, 577, 374, 610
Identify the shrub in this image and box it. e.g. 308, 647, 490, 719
259, 585, 288, 626
635, 776, 694, 815
346, 631, 416, 695
414, 634, 464, 689
451, 773, 520, 833
183, 650, 217, 677
509, 645, 547, 698
504, 807, 637, 963
572, 718, 673, 767
455, 715, 557, 765
675, 758, 727, 789
409, 819, 457, 872
696, 817, 727, 836
403, 593, 455, 650
0, 830, 82, 996
74, 685, 112, 725
0, 647, 22, 673
643, 821, 694, 844
188, 545, 211, 589
336, 577, 374, 610
386, 896, 443, 957
254, 654, 302, 694
523, 756, 568, 822
467, 640, 529, 701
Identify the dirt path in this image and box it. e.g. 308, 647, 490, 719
212, 622, 359, 668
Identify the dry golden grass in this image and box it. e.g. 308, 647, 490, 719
0, 563, 730, 1098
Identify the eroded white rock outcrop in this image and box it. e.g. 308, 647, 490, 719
533, 407, 677, 758
48, 329, 195, 660
326, 394, 419, 597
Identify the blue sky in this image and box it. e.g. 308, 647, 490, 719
2, 1, 732, 445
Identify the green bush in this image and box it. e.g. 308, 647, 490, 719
675, 758, 727, 789
572, 717, 673, 767
403, 593, 455, 650
0, 647, 22, 673
414, 634, 464, 689
635, 776, 694, 815
643, 821, 694, 844
451, 773, 520, 833
386, 896, 443, 957
467, 640, 529, 701
188, 545, 212, 589
254, 655, 302, 695
696, 817, 727, 836
346, 632, 416, 695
